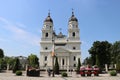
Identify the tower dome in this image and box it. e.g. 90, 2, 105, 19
69, 11, 78, 22
44, 12, 53, 23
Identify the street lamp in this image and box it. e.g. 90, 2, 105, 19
52, 31, 55, 77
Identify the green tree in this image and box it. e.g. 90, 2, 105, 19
111, 41, 120, 64
0, 49, 4, 58
28, 54, 39, 68
89, 41, 112, 68
82, 57, 93, 65
13, 58, 20, 73
88, 41, 100, 65
116, 55, 120, 72
76, 58, 81, 74
54, 57, 59, 74
5, 57, 15, 70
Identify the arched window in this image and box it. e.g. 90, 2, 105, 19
45, 56, 47, 61
62, 59, 64, 65
45, 33, 48, 37
72, 32, 75, 37
44, 63, 47, 67
45, 47, 48, 50
74, 64, 76, 67
73, 47, 76, 50
74, 56, 76, 61
76, 25, 78, 28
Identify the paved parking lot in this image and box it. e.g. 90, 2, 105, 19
0, 71, 120, 80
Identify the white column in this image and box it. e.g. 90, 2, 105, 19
66, 56, 67, 70
105, 64, 108, 72
7, 64, 9, 72
67, 56, 69, 72
61, 57, 63, 69
114, 64, 116, 69
58, 56, 60, 69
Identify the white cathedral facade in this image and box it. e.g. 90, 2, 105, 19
40, 11, 81, 70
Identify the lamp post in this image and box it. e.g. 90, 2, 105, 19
52, 32, 55, 77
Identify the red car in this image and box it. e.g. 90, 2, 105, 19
80, 67, 85, 76
93, 67, 99, 76
85, 67, 93, 76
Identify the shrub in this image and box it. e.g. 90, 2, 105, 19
61, 72, 68, 77
13, 58, 20, 73
16, 71, 22, 76
110, 70, 117, 76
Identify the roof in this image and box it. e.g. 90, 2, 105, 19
44, 12, 53, 23
69, 11, 78, 22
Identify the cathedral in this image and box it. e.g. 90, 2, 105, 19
40, 11, 81, 70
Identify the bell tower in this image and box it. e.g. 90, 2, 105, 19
68, 11, 80, 40
41, 12, 54, 40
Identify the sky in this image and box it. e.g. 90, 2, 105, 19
0, 0, 120, 62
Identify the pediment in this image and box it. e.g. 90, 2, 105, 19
55, 48, 70, 53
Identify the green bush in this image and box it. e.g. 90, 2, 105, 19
61, 72, 68, 77
110, 70, 117, 76
16, 71, 22, 76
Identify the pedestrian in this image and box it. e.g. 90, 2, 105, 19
47, 68, 51, 77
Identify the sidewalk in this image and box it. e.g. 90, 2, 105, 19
0, 71, 120, 80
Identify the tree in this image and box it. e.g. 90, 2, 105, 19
116, 55, 120, 72
28, 54, 39, 68
111, 41, 120, 64
54, 57, 59, 74
13, 58, 20, 73
110, 41, 120, 72
76, 58, 81, 74
82, 57, 93, 65
5, 57, 15, 70
0, 49, 4, 58
88, 41, 100, 65
89, 41, 112, 68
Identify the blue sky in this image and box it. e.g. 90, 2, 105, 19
0, 0, 120, 61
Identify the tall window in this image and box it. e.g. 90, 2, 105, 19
45, 56, 47, 61
74, 64, 76, 67
74, 56, 76, 61
44, 63, 47, 67
62, 59, 64, 65
72, 32, 75, 37
45, 33, 48, 37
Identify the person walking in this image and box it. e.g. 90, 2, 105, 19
47, 68, 51, 77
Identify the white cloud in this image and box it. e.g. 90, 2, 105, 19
0, 17, 40, 46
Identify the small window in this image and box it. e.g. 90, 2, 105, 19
72, 32, 75, 37
76, 25, 77, 28
45, 33, 48, 37
45, 56, 47, 61
50, 26, 52, 28
62, 59, 64, 65
72, 24, 74, 28
45, 47, 48, 50
74, 64, 76, 67
73, 47, 76, 50
44, 63, 47, 67
74, 56, 76, 61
